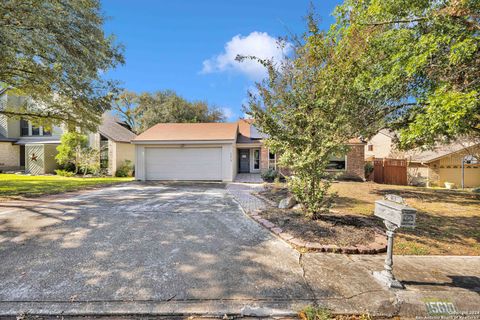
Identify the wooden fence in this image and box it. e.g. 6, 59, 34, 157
373, 158, 408, 185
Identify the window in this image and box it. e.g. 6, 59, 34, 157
20, 119, 29, 136
42, 127, 51, 136
268, 151, 276, 170
31, 125, 40, 136
327, 155, 346, 171
368, 145, 373, 151
253, 149, 260, 170
100, 135, 109, 169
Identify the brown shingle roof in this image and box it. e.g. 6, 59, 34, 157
133, 122, 238, 142
99, 115, 137, 143
408, 141, 480, 163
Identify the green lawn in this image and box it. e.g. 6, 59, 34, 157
0, 174, 133, 200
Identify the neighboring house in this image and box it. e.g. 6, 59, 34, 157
132, 119, 366, 182
365, 129, 480, 188
365, 129, 396, 160
0, 95, 136, 175
89, 115, 137, 175
406, 142, 480, 188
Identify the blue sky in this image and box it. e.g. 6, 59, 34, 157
102, 1, 341, 121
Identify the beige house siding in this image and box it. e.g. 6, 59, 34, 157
407, 163, 430, 186
434, 149, 480, 188
409, 146, 480, 188
7, 118, 21, 138
0, 142, 20, 168
44, 144, 59, 173
365, 132, 394, 159
114, 142, 135, 174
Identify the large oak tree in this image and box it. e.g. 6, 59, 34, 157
333, 0, 479, 148
113, 90, 225, 134
0, 0, 124, 130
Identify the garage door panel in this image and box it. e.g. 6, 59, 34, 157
145, 147, 222, 180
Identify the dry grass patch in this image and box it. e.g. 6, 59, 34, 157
260, 181, 480, 255
332, 182, 480, 255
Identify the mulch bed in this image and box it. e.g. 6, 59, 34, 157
255, 185, 387, 254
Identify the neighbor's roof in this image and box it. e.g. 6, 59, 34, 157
133, 122, 238, 142
408, 141, 480, 163
99, 115, 137, 143
348, 137, 366, 144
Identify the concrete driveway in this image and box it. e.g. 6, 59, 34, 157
0, 182, 313, 316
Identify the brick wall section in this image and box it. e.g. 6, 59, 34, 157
259, 143, 365, 180
260, 145, 269, 172
0, 142, 20, 168
345, 144, 365, 180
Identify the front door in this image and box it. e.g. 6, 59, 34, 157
19, 145, 25, 167
239, 149, 250, 173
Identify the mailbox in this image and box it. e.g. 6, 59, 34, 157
373, 195, 417, 289
374, 197, 416, 228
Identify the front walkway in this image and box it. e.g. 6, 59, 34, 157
225, 182, 265, 213
234, 173, 263, 183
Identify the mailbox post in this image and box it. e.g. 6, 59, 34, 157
373, 194, 416, 289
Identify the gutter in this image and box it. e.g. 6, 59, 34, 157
131, 139, 236, 145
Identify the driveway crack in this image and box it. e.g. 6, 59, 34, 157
298, 253, 319, 306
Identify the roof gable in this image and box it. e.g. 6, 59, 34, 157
408, 141, 480, 163
99, 115, 137, 143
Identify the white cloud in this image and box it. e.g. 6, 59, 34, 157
222, 107, 236, 120
201, 31, 291, 80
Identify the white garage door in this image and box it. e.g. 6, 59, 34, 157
145, 147, 223, 180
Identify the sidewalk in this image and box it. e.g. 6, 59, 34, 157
302, 254, 480, 317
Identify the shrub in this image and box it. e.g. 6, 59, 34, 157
261, 168, 280, 182
55, 132, 88, 174
364, 162, 374, 178
290, 175, 336, 219
298, 306, 332, 320
115, 160, 134, 177
78, 147, 101, 177
472, 187, 480, 193
55, 169, 75, 177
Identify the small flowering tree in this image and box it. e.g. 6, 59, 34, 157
55, 132, 89, 174
239, 17, 379, 219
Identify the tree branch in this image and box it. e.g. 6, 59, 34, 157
0, 109, 74, 123
360, 17, 427, 26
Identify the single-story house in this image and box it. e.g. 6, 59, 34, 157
132, 119, 366, 182
365, 129, 480, 188
0, 94, 136, 175
407, 142, 480, 188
